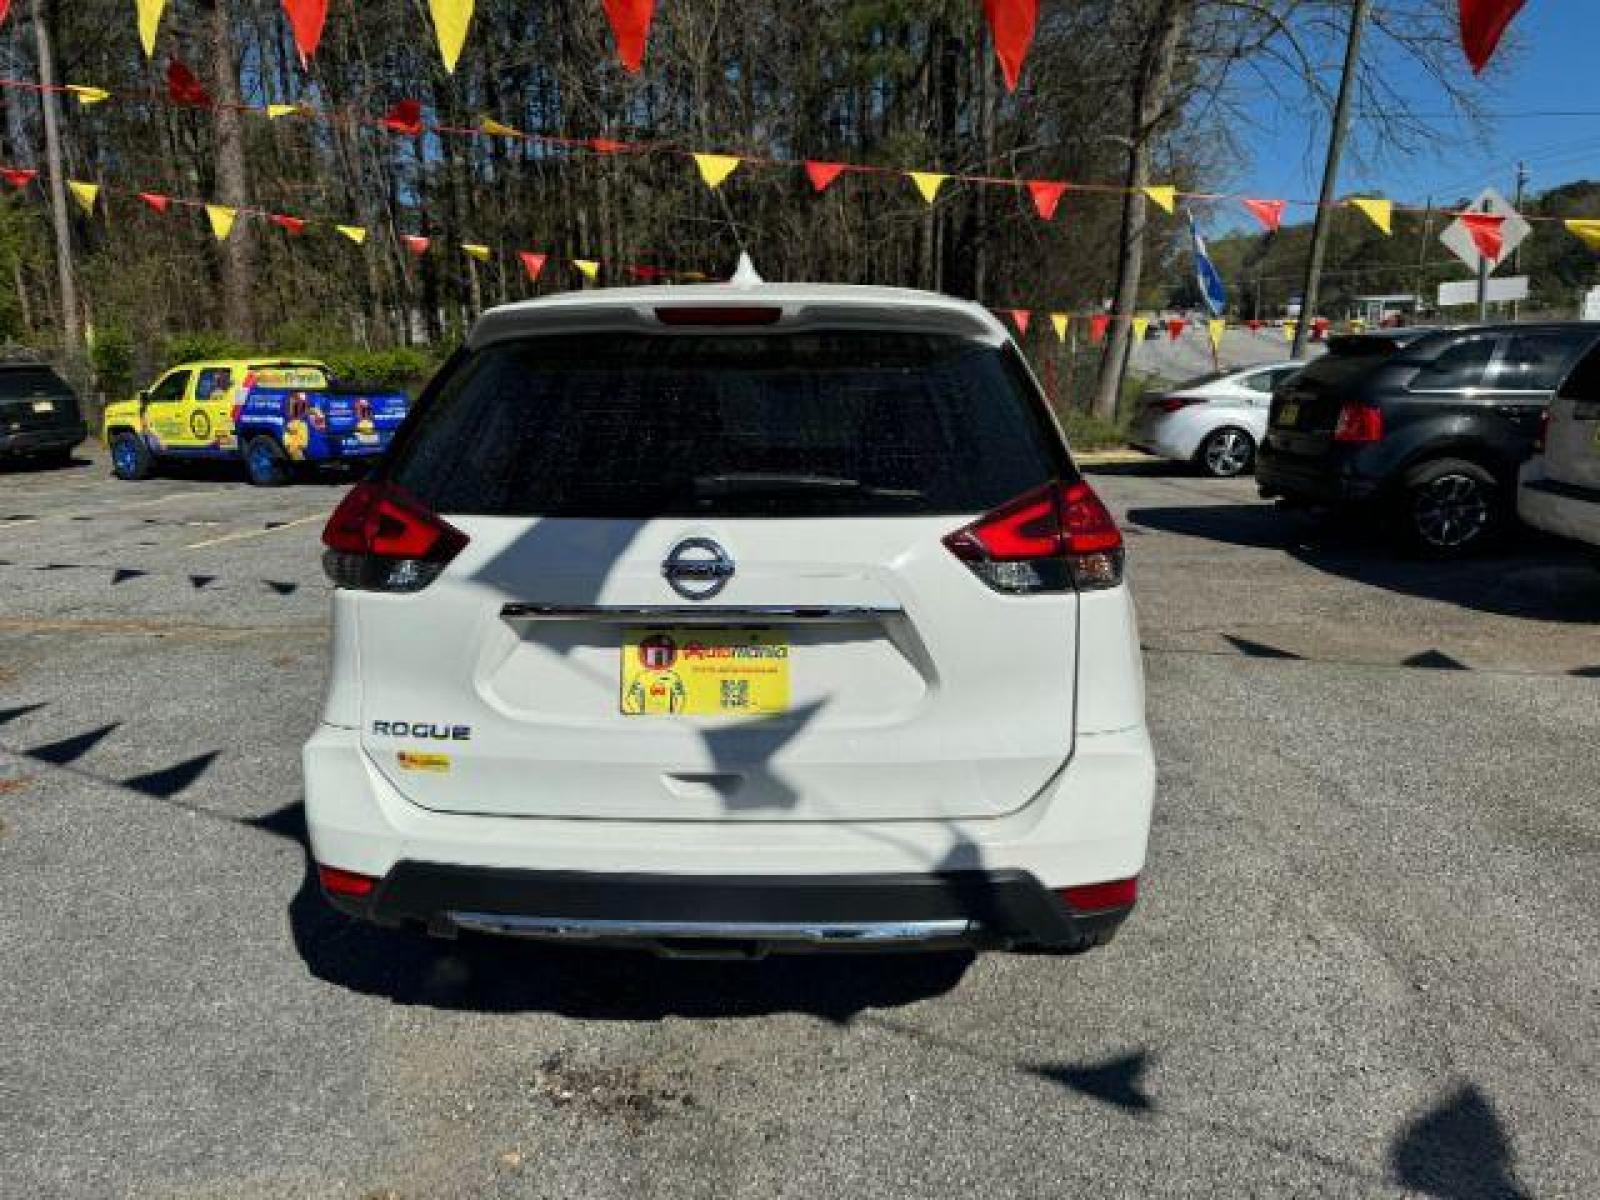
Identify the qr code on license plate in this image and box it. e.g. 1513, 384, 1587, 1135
720, 679, 751, 709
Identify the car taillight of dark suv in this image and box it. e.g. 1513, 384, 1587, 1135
1257, 323, 1600, 555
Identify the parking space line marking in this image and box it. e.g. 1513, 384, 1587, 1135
0, 490, 211, 530
185, 512, 326, 550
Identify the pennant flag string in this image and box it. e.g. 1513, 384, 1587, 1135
135, 0, 167, 59
205, 204, 237, 241
427, 0, 476, 74
602, 0, 656, 74
281, 0, 329, 67
982, 0, 1038, 93
692, 153, 741, 190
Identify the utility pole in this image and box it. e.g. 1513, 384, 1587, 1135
1291, 0, 1372, 359
1512, 160, 1529, 320
30, 0, 82, 361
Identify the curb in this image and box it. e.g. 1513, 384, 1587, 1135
1073, 449, 1147, 466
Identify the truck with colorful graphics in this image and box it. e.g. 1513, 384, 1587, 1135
103, 358, 410, 487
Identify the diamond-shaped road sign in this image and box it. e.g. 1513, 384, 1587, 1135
1439, 187, 1531, 272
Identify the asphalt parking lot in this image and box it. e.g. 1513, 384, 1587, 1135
2, 447, 1597, 1199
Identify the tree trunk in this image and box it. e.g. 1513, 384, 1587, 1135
205, 0, 255, 340
31, 0, 80, 357
1090, 0, 1189, 421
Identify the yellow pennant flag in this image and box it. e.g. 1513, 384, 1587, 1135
1131, 316, 1151, 342
572, 258, 600, 281
1143, 185, 1176, 214
1349, 197, 1392, 235
266, 104, 301, 120
461, 243, 491, 262
136, 0, 167, 59
427, 0, 475, 74
1565, 219, 1600, 252
909, 172, 947, 205
480, 117, 521, 138
67, 181, 99, 215
67, 85, 111, 107
205, 205, 237, 242
693, 153, 742, 190
1050, 314, 1069, 342
336, 225, 368, 245
1207, 319, 1226, 352
1283, 320, 1298, 343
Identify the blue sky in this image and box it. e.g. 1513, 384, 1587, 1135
1229, 2, 1595, 214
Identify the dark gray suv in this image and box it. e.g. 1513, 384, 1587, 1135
0, 362, 87, 467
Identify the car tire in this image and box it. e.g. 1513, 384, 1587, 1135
109, 431, 153, 481
1399, 457, 1504, 557
1197, 427, 1255, 478
243, 435, 292, 487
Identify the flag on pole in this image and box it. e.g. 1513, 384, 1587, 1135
1189, 211, 1228, 318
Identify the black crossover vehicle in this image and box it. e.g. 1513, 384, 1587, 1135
0, 361, 87, 466
1257, 323, 1600, 554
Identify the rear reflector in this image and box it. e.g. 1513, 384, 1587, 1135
317, 865, 378, 897
655, 306, 782, 326
1057, 877, 1138, 912
321, 480, 469, 593
943, 480, 1124, 593
1333, 401, 1384, 443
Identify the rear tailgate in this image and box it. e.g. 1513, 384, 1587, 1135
1268, 336, 1405, 456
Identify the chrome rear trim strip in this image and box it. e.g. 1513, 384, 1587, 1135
447, 912, 973, 944
499, 603, 901, 624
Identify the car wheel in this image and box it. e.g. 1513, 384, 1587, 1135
1401, 458, 1503, 556
109, 432, 153, 481
1198, 427, 1255, 478
243, 435, 292, 487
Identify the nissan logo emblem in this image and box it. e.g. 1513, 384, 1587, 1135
662, 537, 735, 600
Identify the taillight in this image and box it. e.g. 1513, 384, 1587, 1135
943, 480, 1124, 594
1333, 401, 1383, 443
1533, 407, 1551, 453
1057, 877, 1138, 912
321, 480, 468, 593
1156, 396, 1203, 414
317, 864, 377, 897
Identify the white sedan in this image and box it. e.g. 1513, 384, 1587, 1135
1129, 361, 1306, 478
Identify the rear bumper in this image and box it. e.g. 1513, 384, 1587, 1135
0, 422, 86, 456
1256, 447, 1381, 504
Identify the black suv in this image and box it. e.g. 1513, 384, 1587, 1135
1257, 323, 1600, 554
0, 362, 87, 466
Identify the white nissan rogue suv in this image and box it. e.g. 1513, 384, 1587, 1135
302, 279, 1155, 956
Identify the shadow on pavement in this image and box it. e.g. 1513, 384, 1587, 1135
1389, 1083, 1531, 1200
0, 452, 94, 475
1028, 1051, 1155, 1113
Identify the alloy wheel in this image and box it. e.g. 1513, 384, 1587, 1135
1412, 473, 1490, 549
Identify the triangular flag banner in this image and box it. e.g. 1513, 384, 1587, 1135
402, 235, 430, 256
1027, 180, 1067, 221
270, 214, 307, 236
266, 104, 301, 120
1089, 314, 1110, 344
1284, 321, 1298, 343
68, 181, 99, 215
909, 172, 947, 205
1131, 316, 1151, 342
602, 0, 656, 74
427, 0, 475, 73
383, 100, 424, 136
804, 161, 846, 193
1246, 319, 1263, 332
1050, 314, 1069, 342
1207, 319, 1226, 351
1350, 197, 1393, 235
981, 0, 1038, 92
281, 0, 328, 66
1167, 318, 1188, 341
335, 225, 368, 245
1143, 185, 1176, 214
461, 243, 491, 263
68, 85, 111, 106
1007, 309, 1031, 336
137, 191, 170, 213
1564, 219, 1600, 252
1461, 212, 1506, 261
205, 205, 237, 242
573, 258, 600, 280
1460, 0, 1527, 73
0, 168, 37, 188
518, 251, 547, 282
590, 138, 631, 155
1243, 197, 1287, 232
480, 117, 521, 138
0, 2, 8, 23
693, 153, 741, 190
167, 60, 211, 107
136, 0, 167, 59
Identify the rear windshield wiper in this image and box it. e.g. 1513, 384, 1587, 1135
691, 473, 923, 500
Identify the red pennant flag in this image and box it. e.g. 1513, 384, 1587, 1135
1027, 180, 1067, 221
602, 0, 655, 74
383, 99, 424, 136
1089, 314, 1110, 344
1312, 317, 1331, 341
1242, 197, 1287, 232
982, 0, 1038, 92
281, 0, 328, 65
1166, 318, 1188, 341
1459, 0, 1526, 73
402, 235, 430, 256
270, 214, 307, 236
0, 3, 9, 24
1461, 211, 1507, 261
1246, 319, 1263, 332
589, 138, 632, 155
137, 192, 171, 213
518, 251, 547, 282
0, 168, 38, 188
1007, 309, 1031, 335
166, 61, 212, 107
804, 161, 847, 193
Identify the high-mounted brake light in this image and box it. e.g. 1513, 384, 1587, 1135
943, 480, 1124, 593
321, 480, 468, 593
654, 306, 783, 326
317, 864, 378, 898
1333, 401, 1384, 444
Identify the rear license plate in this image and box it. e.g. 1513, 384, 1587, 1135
1276, 402, 1300, 428
621, 627, 790, 716
31, 400, 52, 413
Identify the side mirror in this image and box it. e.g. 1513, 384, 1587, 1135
137, 390, 150, 406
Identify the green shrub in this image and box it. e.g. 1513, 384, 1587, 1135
1058, 407, 1129, 452
318, 347, 440, 392
165, 331, 250, 364
90, 325, 137, 399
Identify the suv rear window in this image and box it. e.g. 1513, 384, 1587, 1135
1286, 336, 1406, 390
0, 367, 70, 396
388, 331, 1068, 518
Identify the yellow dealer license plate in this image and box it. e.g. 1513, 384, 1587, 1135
621, 627, 790, 716
1277, 402, 1300, 428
